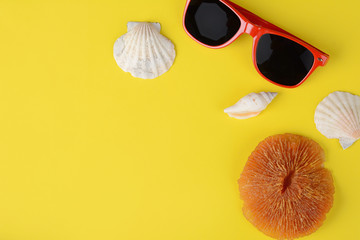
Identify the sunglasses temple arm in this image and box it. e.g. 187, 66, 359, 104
225, 1, 297, 37
225, 0, 329, 62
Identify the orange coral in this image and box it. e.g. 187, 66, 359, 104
238, 134, 334, 239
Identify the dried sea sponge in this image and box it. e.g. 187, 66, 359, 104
238, 133, 334, 239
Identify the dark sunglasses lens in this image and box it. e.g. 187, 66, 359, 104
256, 34, 314, 86
184, 0, 241, 46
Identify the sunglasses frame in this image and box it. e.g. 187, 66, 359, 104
182, 0, 329, 88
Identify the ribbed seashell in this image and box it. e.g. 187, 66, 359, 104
314, 91, 360, 149
113, 22, 176, 79
224, 92, 278, 119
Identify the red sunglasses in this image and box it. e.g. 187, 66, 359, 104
183, 0, 329, 88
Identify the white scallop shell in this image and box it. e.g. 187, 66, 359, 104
113, 22, 176, 79
224, 92, 278, 119
314, 91, 360, 149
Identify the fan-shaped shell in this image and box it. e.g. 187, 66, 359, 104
113, 22, 176, 79
224, 92, 278, 119
315, 91, 360, 149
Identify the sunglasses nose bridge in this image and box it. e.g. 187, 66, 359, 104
244, 22, 259, 37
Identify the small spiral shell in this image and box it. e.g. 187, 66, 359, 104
224, 92, 278, 119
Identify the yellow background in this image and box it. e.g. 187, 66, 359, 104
0, 0, 359, 239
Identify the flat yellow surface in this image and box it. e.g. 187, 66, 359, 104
0, 0, 359, 239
